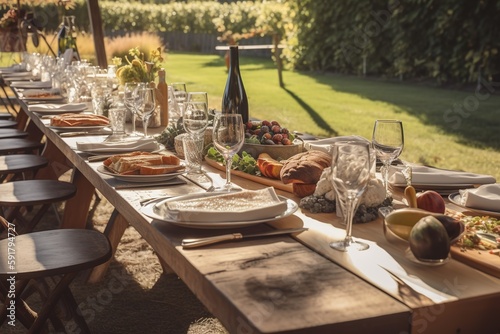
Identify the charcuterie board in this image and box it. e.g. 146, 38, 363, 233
446, 210, 500, 278
205, 157, 293, 193
450, 246, 500, 278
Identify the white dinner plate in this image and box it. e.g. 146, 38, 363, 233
390, 182, 474, 195
141, 194, 298, 229
448, 192, 500, 217
48, 125, 108, 132
97, 165, 185, 183
10, 81, 52, 89
79, 142, 163, 154
30, 103, 88, 115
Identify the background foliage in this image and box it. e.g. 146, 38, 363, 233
3, 0, 498, 85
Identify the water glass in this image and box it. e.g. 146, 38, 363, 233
182, 135, 205, 174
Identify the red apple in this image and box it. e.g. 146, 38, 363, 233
416, 190, 446, 214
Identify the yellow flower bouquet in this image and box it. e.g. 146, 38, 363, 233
113, 47, 164, 85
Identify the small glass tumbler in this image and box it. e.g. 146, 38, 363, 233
182, 135, 204, 174
105, 105, 128, 142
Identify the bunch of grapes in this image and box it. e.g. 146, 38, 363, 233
245, 120, 295, 145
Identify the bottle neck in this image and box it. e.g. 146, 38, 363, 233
229, 46, 239, 72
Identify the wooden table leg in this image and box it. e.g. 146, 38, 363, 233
61, 168, 95, 229
36, 140, 72, 181
87, 210, 128, 283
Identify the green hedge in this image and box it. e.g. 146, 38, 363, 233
288, 0, 500, 84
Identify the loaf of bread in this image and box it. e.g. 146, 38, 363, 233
103, 151, 181, 175
50, 113, 110, 127
280, 150, 332, 197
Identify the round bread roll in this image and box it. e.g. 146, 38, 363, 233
280, 150, 332, 196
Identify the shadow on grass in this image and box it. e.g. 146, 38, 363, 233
282, 86, 338, 137
310, 73, 500, 151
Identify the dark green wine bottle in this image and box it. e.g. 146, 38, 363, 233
222, 46, 249, 124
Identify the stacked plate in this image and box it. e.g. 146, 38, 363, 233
448, 183, 500, 217
29, 103, 88, 115
388, 165, 496, 195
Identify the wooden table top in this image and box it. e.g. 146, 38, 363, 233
13, 87, 500, 334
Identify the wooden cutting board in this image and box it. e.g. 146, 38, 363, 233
450, 246, 500, 278
205, 157, 293, 193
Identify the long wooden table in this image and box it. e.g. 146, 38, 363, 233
11, 88, 500, 333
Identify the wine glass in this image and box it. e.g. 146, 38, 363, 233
372, 120, 404, 196
135, 87, 156, 137
124, 82, 146, 136
212, 113, 245, 192
329, 141, 372, 252
171, 82, 187, 115
183, 101, 209, 138
187, 92, 208, 105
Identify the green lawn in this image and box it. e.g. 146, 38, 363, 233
165, 52, 500, 181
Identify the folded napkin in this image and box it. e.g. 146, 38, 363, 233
29, 103, 87, 113
389, 165, 496, 186
459, 183, 500, 212
10, 81, 52, 89
304, 135, 370, 152
159, 187, 287, 222
76, 138, 160, 153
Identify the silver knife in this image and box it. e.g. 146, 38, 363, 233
181, 227, 308, 249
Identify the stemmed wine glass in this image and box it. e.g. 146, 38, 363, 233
135, 87, 156, 137
212, 113, 245, 192
329, 141, 372, 252
372, 120, 404, 196
171, 82, 187, 115
124, 82, 146, 136
183, 101, 209, 136
187, 92, 208, 105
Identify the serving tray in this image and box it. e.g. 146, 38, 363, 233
205, 157, 293, 193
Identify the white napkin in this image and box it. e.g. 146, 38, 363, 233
10, 81, 52, 89
389, 165, 496, 185
304, 135, 370, 152
459, 183, 500, 212
29, 103, 87, 113
76, 138, 160, 153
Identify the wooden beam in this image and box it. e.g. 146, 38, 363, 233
86, 0, 107, 68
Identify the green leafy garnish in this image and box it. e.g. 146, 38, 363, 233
206, 147, 260, 176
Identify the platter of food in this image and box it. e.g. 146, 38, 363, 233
205, 156, 293, 193
448, 211, 500, 278
97, 151, 185, 183
21, 89, 64, 101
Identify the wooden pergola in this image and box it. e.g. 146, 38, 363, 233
87, 0, 107, 68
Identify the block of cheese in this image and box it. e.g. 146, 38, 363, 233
156, 187, 287, 222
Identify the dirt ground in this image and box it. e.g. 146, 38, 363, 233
2, 190, 229, 334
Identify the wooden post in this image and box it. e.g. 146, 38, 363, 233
273, 34, 284, 88
87, 0, 107, 68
